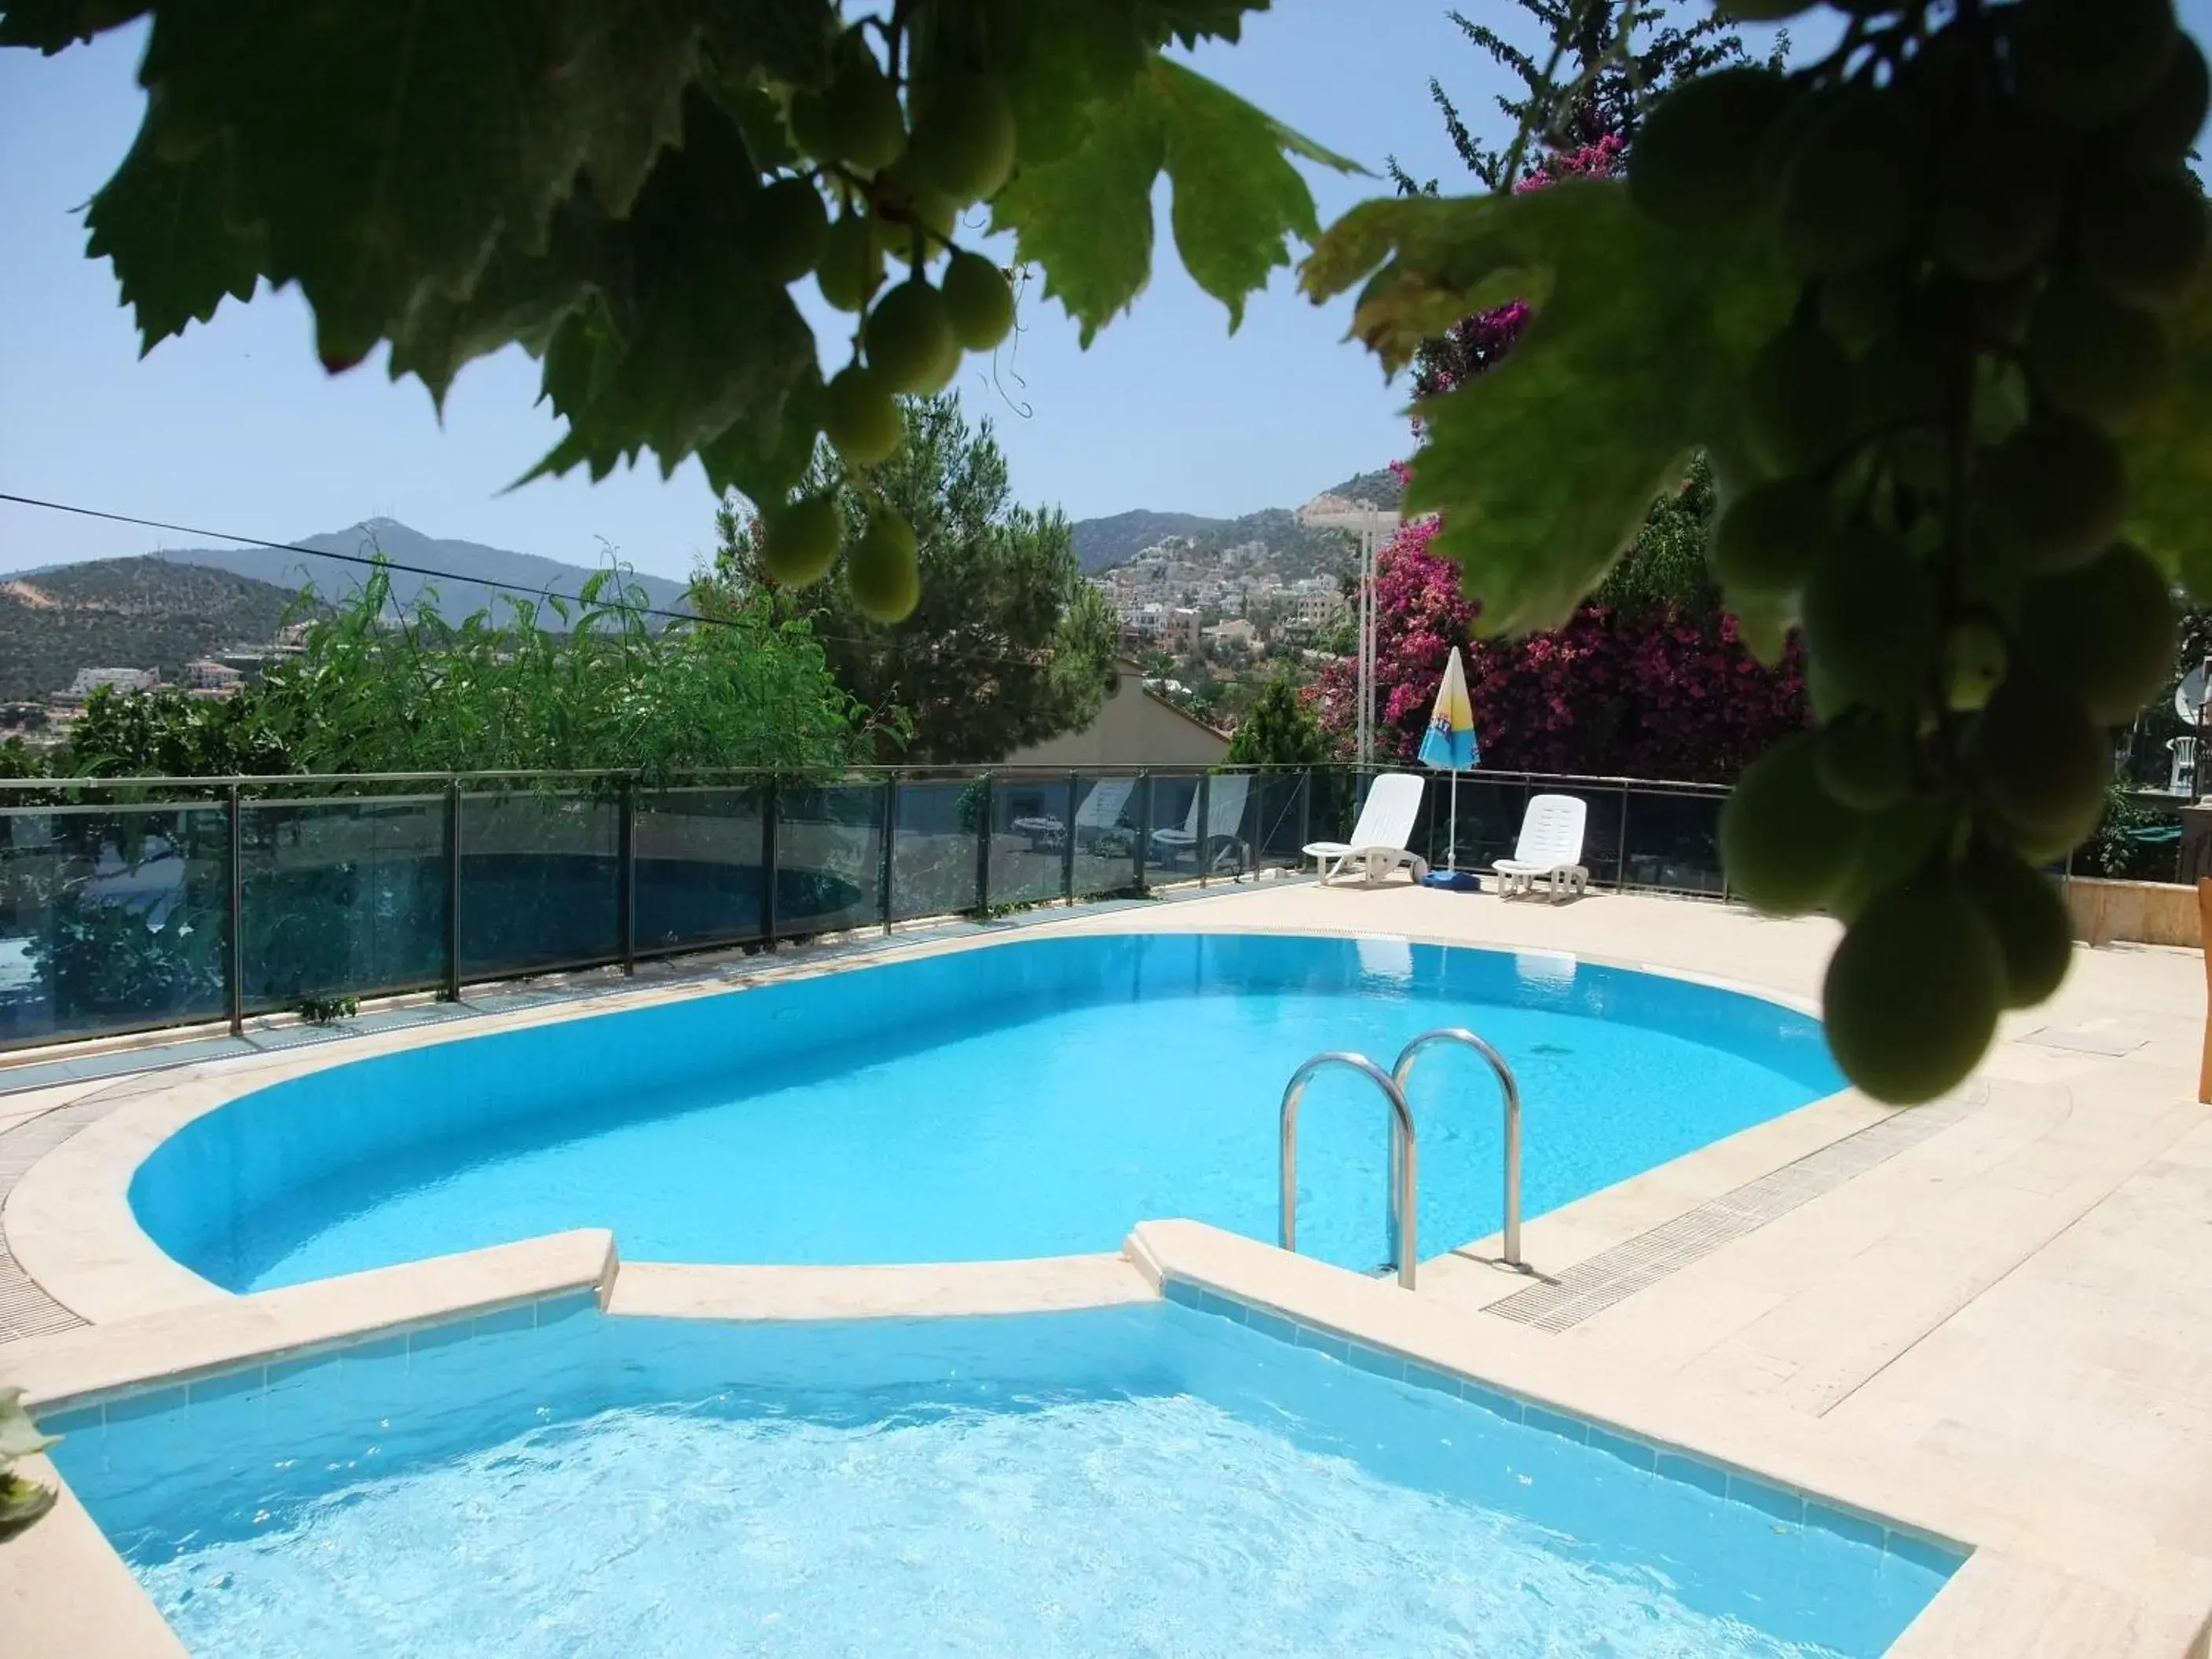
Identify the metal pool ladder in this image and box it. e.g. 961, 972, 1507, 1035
1277, 1030, 1525, 1291
1279, 1052, 1418, 1288
1393, 1027, 1523, 1271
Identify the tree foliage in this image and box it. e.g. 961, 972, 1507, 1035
711, 394, 1116, 764
44, 568, 861, 780
0, 1390, 55, 1544
1225, 672, 1328, 767
1395, 1, 1756, 197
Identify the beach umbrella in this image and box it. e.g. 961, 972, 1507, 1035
1418, 646, 1480, 890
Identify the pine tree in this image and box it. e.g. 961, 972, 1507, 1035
1390, 2, 1756, 197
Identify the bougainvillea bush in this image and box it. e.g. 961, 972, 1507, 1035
1316, 505, 1807, 785
1329, 115, 1806, 786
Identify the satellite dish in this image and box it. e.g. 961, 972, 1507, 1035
2177, 662, 2212, 725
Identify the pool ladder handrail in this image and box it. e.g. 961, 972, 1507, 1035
1390, 1028, 1523, 1270
1279, 1052, 1418, 1289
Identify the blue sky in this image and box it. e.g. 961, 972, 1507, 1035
1, 1, 2181, 583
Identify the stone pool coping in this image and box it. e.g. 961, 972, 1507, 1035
5, 898, 2211, 1654
4, 1221, 2210, 1657
1, 917, 1848, 1329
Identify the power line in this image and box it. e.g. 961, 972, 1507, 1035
0, 489, 709, 629
0, 489, 1081, 672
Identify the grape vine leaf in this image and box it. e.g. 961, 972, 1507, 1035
9, 0, 1350, 498
1302, 180, 1795, 635
517, 96, 819, 497
1144, 1, 1273, 49
994, 57, 1357, 342
117, 0, 770, 370
990, 84, 1165, 346
83, 125, 266, 348
0, 0, 145, 52
2119, 268, 2212, 600
1156, 61, 1332, 327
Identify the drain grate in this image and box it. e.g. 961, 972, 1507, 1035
0, 1088, 148, 1341
1485, 1092, 1980, 1334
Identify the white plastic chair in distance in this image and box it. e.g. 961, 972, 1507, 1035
1020, 775, 1139, 853
1073, 775, 1136, 844
1302, 771, 1430, 886
1149, 774, 1251, 872
1494, 793, 1590, 903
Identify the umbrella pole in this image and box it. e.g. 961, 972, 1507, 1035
1448, 772, 1459, 872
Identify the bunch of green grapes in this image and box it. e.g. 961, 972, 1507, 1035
1632, 0, 2203, 1102
752, 20, 1021, 622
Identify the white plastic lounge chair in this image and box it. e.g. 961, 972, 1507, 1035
1013, 776, 1137, 851
1494, 793, 1590, 902
1074, 775, 1136, 843
1149, 774, 1251, 871
1302, 771, 1430, 886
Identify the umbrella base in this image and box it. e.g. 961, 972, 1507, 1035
1420, 869, 1483, 892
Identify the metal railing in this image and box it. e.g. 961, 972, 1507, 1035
1280, 1050, 1419, 1289
1393, 1027, 1523, 1269
0, 759, 1752, 1057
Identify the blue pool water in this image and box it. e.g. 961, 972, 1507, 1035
47, 1299, 1955, 1657
132, 933, 1844, 1291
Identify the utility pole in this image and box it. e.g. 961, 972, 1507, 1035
1356, 507, 1379, 767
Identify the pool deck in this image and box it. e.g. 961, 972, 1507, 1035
3, 881, 2210, 1655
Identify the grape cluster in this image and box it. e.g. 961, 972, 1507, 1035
754, 25, 1022, 622
1632, 0, 2204, 1103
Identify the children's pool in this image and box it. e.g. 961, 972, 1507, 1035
47, 1298, 1955, 1657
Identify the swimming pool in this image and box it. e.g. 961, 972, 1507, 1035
130, 932, 1843, 1291
46, 1298, 1956, 1657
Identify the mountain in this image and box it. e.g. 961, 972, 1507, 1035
1069, 467, 1396, 577
1324, 467, 1404, 509
148, 518, 694, 622
0, 558, 306, 702
1071, 500, 1371, 578
1070, 510, 1229, 573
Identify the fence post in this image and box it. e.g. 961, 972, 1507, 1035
226, 782, 244, 1036
1134, 770, 1152, 893
1298, 767, 1313, 873
1062, 771, 1079, 904
1617, 781, 1631, 892
880, 774, 898, 936
1197, 771, 1212, 888
444, 778, 463, 1001
975, 773, 994, 913
618, 776, 636, 975
761, 778, 780, 949
2199, 879, 2212, 1104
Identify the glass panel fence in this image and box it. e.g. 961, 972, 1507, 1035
2070, 797, 2187, 885
241, 793, 449, 1012
1541, 786, 1624, 889
1070, 772, 1141, 899
1247, 769, 1309, 874
1200, 768, 1258, 881
0, 800, 231, 1049
634, 785, 768, 954
459, 787, 621, 980
1419, 775, 1529, 878
1619, 789, 1727, 895
1, 762, 1919, 1054
889, 775, 981, 922
987, 771, 1072, 909
1306, 767, 1364, 850
775, 782, 884, 937
1141, 771, 1206, 881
